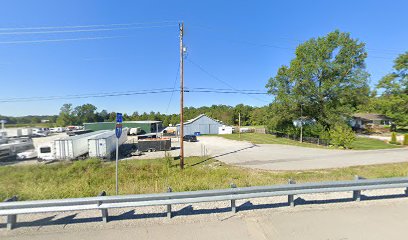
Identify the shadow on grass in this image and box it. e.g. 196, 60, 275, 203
1, 192, 407, 230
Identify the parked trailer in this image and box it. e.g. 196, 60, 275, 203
137, 138, 171, 152
54, 130, 108, 160
88, 128, 128, 159
21, 128, 33, 136
0, 139, 34, 160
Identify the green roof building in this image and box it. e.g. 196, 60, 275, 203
84, 121, 162, 134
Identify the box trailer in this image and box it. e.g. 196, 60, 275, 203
4, 128, 22, 138
54, 130, 108, 160
0, 138, 34, 160
137, 138, 171, 152
88, 128, 128, 159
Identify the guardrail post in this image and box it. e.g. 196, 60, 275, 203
288, 179, 296, 207
353, 175, 362, 202
97, 191, 109, 223
4, 196, 18, 230
167, 187, 172, 219
230, 183, 237, 213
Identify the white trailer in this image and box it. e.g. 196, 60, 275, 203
88, 128, 128, 159
3, 128, 22, 138
54, 130, 108, 160
21, 128, 33, 136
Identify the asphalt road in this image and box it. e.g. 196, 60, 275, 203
3, 194, 408, 240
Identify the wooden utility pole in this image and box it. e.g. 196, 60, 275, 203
238, 112, 241, 140
300, 104, 303, 143
179, 22, 185, 169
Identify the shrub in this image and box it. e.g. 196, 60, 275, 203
403, 134, 408, 146
329, 125, 356, 149
390, 132, 398, 144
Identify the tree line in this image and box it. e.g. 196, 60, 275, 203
53, 103, 270, 127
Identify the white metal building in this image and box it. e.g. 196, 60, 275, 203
177, 114, 225, 136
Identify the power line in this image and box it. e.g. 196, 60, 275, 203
0, 24, 178, 36
0, 36, 125, 44
165, 63, 180, 114
186, 58, 270, 103
188, 24, 400, 59
0, 87, 268, 103
0, 21, 179, 31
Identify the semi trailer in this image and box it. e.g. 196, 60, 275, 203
88, 128, 128, 159
52, 130, 109, 160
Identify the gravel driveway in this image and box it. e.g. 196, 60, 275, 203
126, 136, 408, 170
196, 136, 408, 170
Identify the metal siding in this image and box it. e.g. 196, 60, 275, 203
84, 122, 158, 134
180, 115, 223, 135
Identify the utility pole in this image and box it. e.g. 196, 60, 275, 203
179, 22, 185, 169
300, 104, 303, 143
238, 113, 241, 140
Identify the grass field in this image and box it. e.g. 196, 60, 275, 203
350, 137, 402, 150
217, 133, 401, 150
1, 157, 408, 200
218, 133, 324, 148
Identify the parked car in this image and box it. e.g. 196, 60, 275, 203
50, 127, 65, 133
183, 135, 197, 142
16, 149, 38, 160
32, 130, 48, 137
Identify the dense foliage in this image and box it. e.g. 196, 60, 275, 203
46, 103, 271, 127
266, 30, 370, 136
360, 52, 408, 126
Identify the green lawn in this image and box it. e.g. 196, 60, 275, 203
216, 133, 402, 150
218, 133, 324, 148
350, 137, 402, 150
2, 157, 408, 200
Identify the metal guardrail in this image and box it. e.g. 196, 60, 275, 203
2, 176, 408, 230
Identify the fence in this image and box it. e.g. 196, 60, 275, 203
2, 175, 408, 230
271, 132, 330, 146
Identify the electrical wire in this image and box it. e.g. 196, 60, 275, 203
186, 58, 270, 103
0, 24, 178, 36
0, 36, 125, 44
0, 88, 268, 103
165, 63, 180, 114
0, 21, 180, 31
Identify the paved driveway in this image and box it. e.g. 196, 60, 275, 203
196, 137, 408, 170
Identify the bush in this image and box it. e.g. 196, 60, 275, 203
329, 125, 356, 149
390, 132, 398, 144
403, 134, 408, 146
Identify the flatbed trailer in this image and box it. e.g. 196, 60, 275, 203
136, 138, 171, 152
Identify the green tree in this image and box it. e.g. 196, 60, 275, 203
369, 52, 408, 126
329, 125, 356, 149
56, 104, 75, 126
266, 30, 370, 133
73, 104, 98, 124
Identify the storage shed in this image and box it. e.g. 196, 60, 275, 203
176, 114, 224, 136
84, 121, 162, 135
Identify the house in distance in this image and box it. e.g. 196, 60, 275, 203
350, 113, 393, 132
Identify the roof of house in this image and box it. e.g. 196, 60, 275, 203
177, 114, 223, 126
352, 113, 392, 121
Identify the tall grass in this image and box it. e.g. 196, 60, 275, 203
1, 157, 408, 200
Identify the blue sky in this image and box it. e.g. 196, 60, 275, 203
0, 0, 407, 116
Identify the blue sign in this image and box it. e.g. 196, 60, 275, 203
116, 113, 123, 123
115, 124, 122, 138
